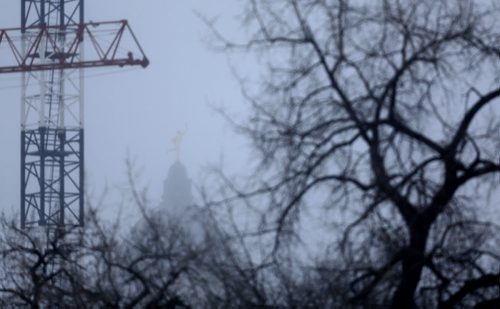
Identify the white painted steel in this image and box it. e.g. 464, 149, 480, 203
21, 33, 26, 129
79, 46, 84, 129
21, 29, 83, 131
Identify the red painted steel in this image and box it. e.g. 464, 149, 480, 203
0, 20, 149, 74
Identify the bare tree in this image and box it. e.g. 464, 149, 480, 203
0, 217, 86, 308
3, 1, 500, 307
74, 209, 196, 308
0, 181, 351, 309
189, 198, 342, 308
67, 162, 200, 308
207, 0, 500, 307
0, 193, 199, 308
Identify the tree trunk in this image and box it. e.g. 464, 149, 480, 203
390, 222, 429, 308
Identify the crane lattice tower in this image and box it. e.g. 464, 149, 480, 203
0, 0, 148, 229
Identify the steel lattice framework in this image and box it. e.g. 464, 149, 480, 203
0, 0, 148, 229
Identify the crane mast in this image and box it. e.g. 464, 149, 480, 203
21, 0, 84, 229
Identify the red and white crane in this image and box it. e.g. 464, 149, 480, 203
0, 0, 148, 229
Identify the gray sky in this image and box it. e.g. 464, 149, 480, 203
0, 1, 248, 215
0, 0, 496, 259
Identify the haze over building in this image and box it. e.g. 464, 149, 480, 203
160, 160, 193, 217
155, 131, 204, 242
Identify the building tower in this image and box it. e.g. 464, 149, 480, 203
0, 1, 148, 229
160, 160, 193, 217
160, 129, 193, 216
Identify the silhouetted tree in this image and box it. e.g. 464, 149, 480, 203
187, 199, 342, 308
207, 0, 500, 307
0, 217, 86, 308
0, 207, 198, 307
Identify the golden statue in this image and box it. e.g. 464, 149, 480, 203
170, 127, 187, 161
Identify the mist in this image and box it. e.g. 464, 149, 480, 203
0, 0, 246, 217
0, 1, 499, 307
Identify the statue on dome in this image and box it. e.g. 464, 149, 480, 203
170, 127, 187, 161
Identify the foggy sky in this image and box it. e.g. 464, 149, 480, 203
0, 1, 248, 216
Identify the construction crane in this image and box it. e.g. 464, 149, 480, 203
0, 1, 148, 229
